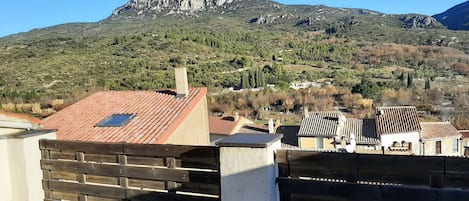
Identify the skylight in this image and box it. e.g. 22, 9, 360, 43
96, 114, 135, 127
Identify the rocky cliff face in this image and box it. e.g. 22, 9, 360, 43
400, 15, 441, 29
111, 0, 239, 18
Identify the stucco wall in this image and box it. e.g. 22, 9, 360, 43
423, 137, 461, 156
381, 132, 421, 155
0, 128, 24, 136
220, 140, 281, 201
0, 139, 12, 201
0, 130, 56, 201
166, 96, 210, 145
299, 137, 335, 150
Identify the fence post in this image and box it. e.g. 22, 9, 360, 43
217, 134, 282, 201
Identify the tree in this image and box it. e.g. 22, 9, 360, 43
424, 77, 431, 90
352, 78, 380, 99
407, 73, 414, 88
241, 71, 250, 89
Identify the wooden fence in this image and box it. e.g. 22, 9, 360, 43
277, 150, 469, 201
39, 139, 220, 201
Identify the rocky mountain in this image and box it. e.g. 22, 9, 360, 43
434, 1, 469, 30
111, 0, 253, 19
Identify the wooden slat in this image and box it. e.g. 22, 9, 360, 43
51, 191, 79, 201
40, 139, 123, 155
47, 180, 125, 199
277, 177, 469, 201
41, 160, 190, 182
124, 143, 218, 158
50, 171, 77, 181
127, 156, 165, 167
49, 151, 76, 160
128, 178, 166, 190
85, 154, 118, 163
126, 189, 219, 201
86, 175, 119, 186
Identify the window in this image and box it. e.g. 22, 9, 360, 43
453, 138, 459, 152
436, 140, 441, 154
96, 114, 135, 127
316, 137, 324, 149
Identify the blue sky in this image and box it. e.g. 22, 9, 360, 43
0, 0, 466, 37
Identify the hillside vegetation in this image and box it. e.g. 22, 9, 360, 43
1, 1, 469, 127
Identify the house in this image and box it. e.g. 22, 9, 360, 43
460, 130, 469, 156
337, 118, 380, 152
297, 111, 345, 150
0, 110, 42, 135
42, 68, 210, 145
209, 113, 269, 144
421, 122, 462, 156
375, 106, 421, 155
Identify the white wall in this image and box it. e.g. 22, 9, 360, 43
381, 131, 421, 155
0, 139, 12, 201
0, 130, 56, 201
220, 140, 281, 201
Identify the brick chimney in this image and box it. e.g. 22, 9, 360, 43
175, 68, 189, 98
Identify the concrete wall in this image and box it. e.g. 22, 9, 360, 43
423, 137, 461, 156
381, 132, 421, 155
166, 96, 210, 145
218, 134, 282, 201
0, 139, 12, 201
299, 137, 335, 150
0, 130, 56, 201
0, 128, 24, 136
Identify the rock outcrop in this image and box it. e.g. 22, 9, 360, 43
111, 0, 240, 18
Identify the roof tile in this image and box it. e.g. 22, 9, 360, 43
42, 88, 207, 144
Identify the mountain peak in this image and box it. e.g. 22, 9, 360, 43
111, 0, 243, 19
433, 1, 469, 30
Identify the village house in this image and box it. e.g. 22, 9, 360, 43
375, 106, 422, 155
337, 118, 380, 152
42, 68, 210, 145
421, 122, 462, 156
297, 110, 345, 150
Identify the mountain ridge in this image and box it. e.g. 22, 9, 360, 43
433, 0, 469, 30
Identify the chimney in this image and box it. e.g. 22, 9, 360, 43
268, 118, 274, 134
234, 112, 240, 122
303, 106, 309, 118
175, 68, 189, 98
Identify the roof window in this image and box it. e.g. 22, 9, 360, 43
96, 114, 135, 127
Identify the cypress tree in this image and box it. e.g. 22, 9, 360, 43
407, 73, 413, 88
425, 77, 431, 90
241, 71, 250, 89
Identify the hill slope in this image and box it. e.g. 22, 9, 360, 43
0, 0, 468, 105
434, 1, 469, 30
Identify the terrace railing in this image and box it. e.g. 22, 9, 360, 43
39, 139, 220, 201
277, 149, 469, 201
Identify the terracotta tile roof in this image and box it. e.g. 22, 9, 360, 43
238, 124, 269, 134
460, 130, 469, 138
0, 110, 41, 124
375, 106, 421, 135
421, 122, 461, 140
342, 118, 380, 145
298, 111, 343, 137
42, 88, 207, 144
209, 116, 238, 135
